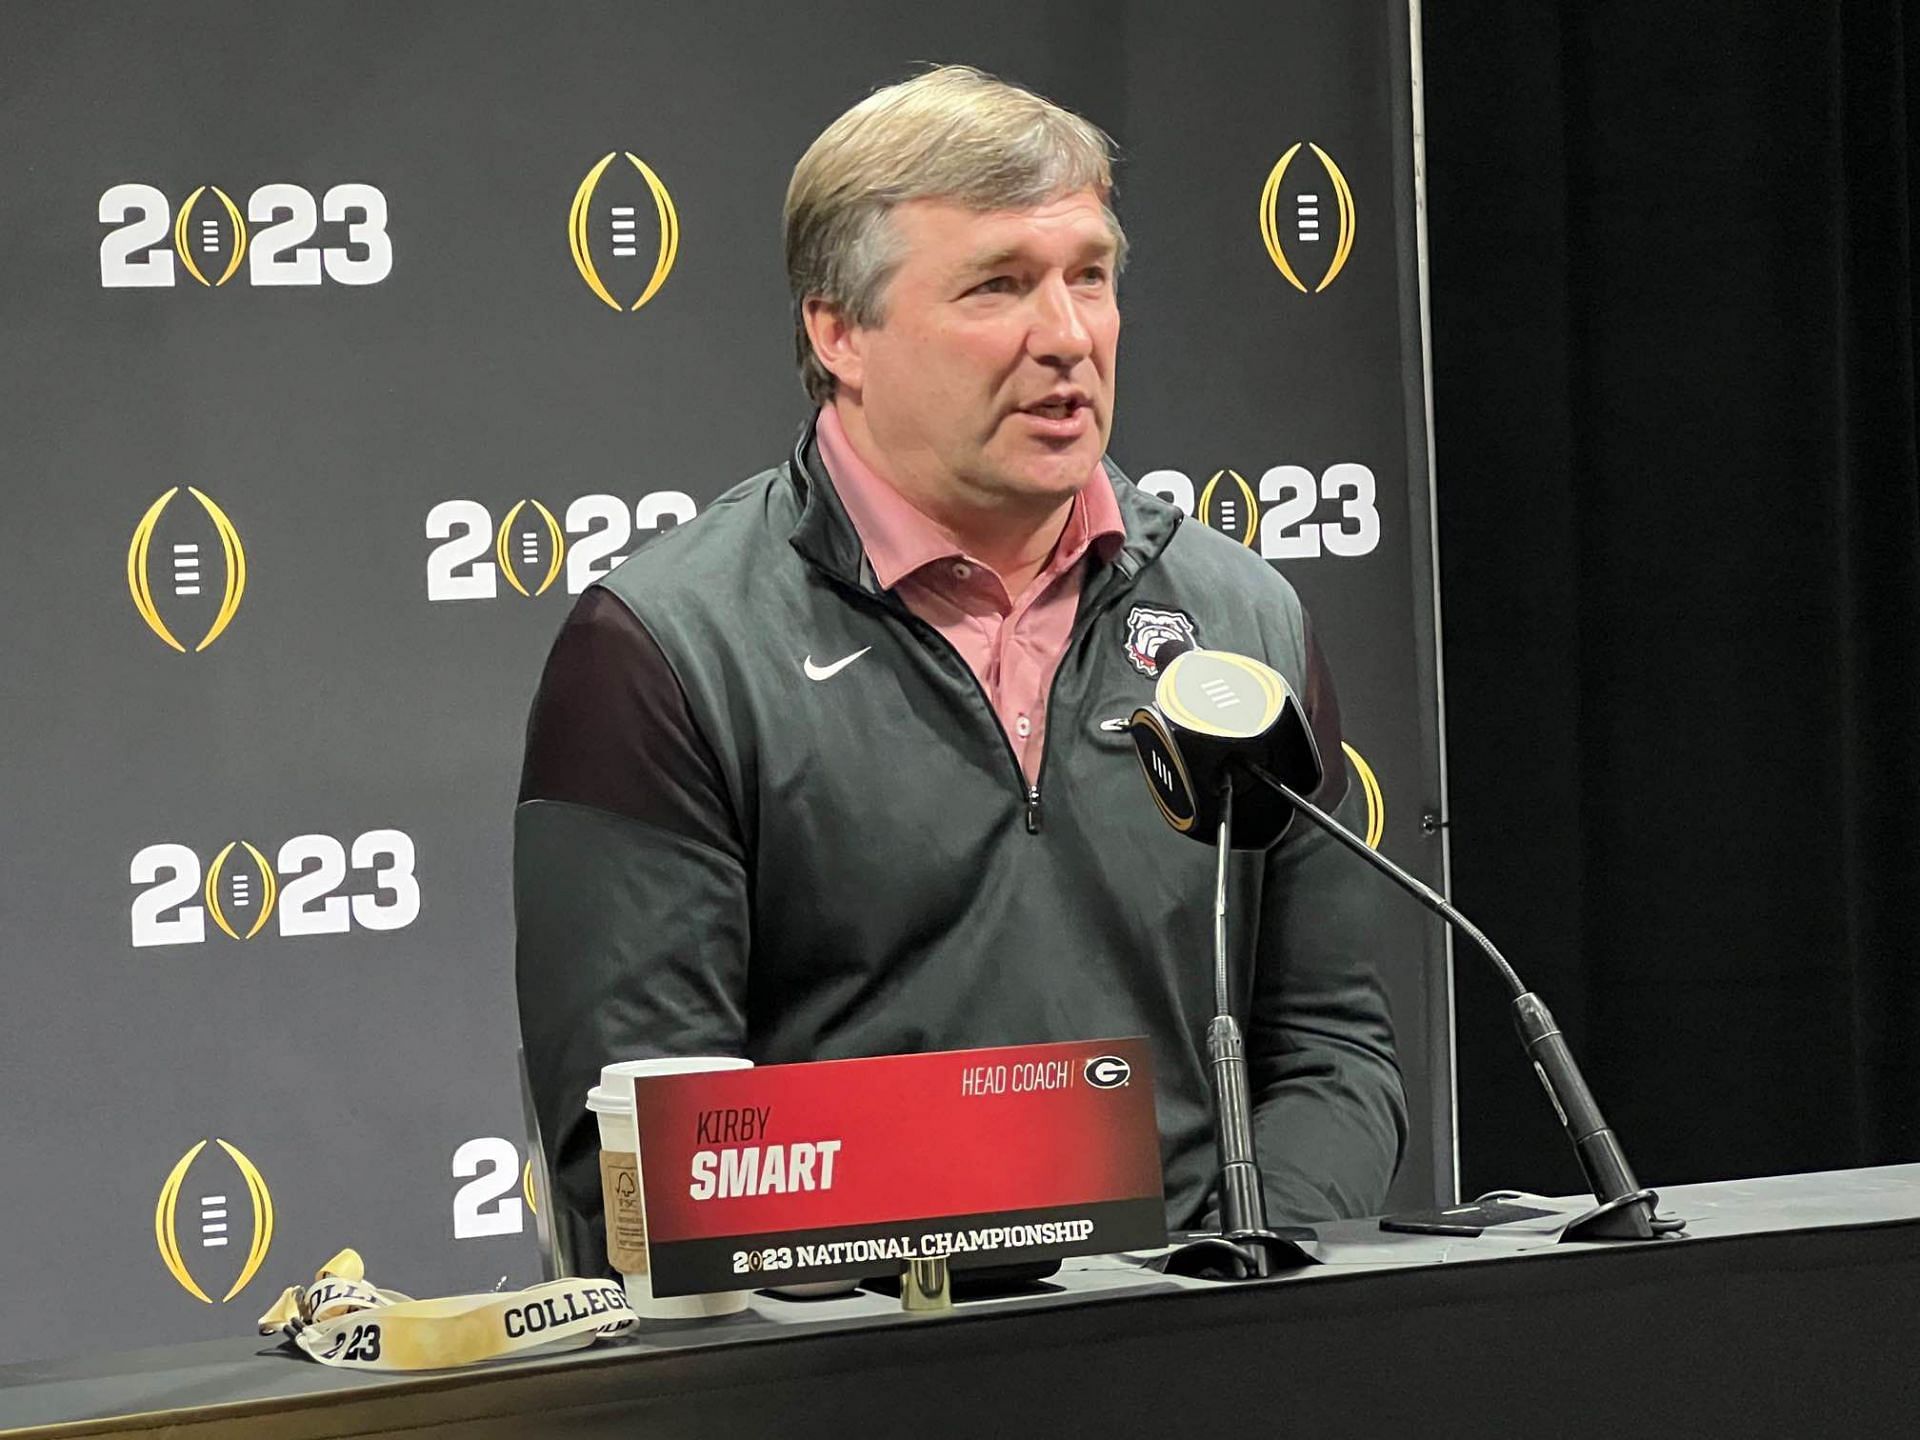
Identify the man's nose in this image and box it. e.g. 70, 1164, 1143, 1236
1027, 276, 1093, 368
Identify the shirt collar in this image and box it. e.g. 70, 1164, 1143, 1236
814, 405, 1125, 592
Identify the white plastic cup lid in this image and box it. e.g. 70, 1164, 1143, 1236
585, 1056, 752, 1114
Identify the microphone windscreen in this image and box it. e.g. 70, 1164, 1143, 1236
1127, 650, 1326, 850
1158, 651, 1288, 742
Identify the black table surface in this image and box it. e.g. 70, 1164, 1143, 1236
5, 1165, 1919, 1439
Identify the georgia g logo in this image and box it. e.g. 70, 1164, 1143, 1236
155, 1138, 274, 1303
1124, 605, 1198, 680
1084, 1055, 1132, 1089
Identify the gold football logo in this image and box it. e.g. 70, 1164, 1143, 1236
1197, 469, 1261, 549
203, 840, 277, 940
1260, 143, 1356, 294
127, 486, 247, 652
1342, 742, 1385, 848
155, 1138, 274, 1303
172, 185, 248, 286
495, 499, 565, 597
569, 152, 681, 312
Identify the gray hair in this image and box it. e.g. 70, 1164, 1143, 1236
784, 64, 1128, 404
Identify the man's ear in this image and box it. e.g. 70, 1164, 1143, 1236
802, 297, 865, 395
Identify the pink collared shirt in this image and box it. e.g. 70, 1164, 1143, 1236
816, 407, 1126, 785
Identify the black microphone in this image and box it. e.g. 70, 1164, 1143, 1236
1119, 646, 1318, 1277
1129, 646, 1322, 849
1127, 648, 1681, 1245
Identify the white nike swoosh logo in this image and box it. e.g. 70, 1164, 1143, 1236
803, 647, 871, 681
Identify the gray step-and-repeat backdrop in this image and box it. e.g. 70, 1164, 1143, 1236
0, 1, 1446, 1363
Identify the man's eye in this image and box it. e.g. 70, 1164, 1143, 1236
1077, 266, 1109, 286
971, 276, 1017, 295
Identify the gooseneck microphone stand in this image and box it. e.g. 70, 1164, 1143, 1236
1246, 762, 1682, 1243
1168, 783, 1316, 1279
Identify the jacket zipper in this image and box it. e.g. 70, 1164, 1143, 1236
897, 612, 1039, 825
892, 567, 1138, 837
790, 431, 1181, 837
1025, 571, 1137, 833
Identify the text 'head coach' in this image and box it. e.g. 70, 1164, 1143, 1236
515, 64, 1407, 1267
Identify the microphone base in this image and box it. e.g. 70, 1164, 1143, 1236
1164, 1228, 1318, 1281
1558, 1188, 1681, 1242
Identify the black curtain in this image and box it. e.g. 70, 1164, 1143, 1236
1424, 2, 1919, 1199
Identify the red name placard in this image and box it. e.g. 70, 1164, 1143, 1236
630, 1038, 1165, 1295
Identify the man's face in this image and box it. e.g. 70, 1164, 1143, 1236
835, 189, 1121, 518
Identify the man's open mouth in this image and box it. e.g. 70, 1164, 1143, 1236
1022, 394, 1089, 420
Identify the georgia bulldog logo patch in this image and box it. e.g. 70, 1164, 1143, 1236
1124, 605, 1198, 679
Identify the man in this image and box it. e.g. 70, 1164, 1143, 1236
517, 65, 1405, 1268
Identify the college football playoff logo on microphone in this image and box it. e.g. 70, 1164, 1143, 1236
1123, 606, 1198, 679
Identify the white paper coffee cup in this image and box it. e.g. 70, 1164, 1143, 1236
586, 1056, 753, 1319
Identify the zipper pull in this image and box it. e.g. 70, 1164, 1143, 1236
1025, 787, 1043, 835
